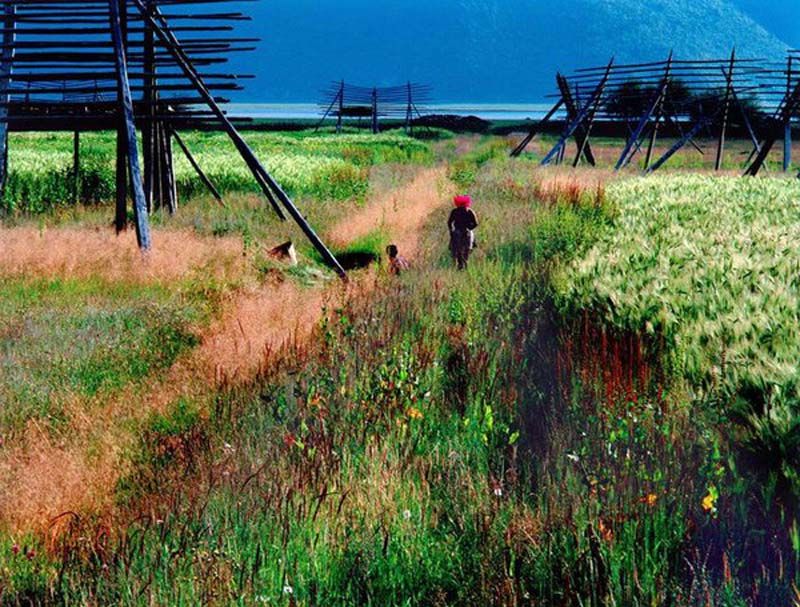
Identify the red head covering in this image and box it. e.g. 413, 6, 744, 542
454, 195, 472, 208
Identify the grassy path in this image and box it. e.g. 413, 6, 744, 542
0, 165, 453, 533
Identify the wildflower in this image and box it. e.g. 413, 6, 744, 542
494, 487, 503, 498
701, 486, 719, 514
641, 493, 658, 507
402, 510, 412, 520
11, 543, 19, 556
283, 585, 293, 595
566, 453, 580, 463
26, 549, 35, 561
407, 407, 424, 420
598, 519, 614, 543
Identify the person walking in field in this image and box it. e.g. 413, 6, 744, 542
448, 195, 478, 270
386, 244, 410, 276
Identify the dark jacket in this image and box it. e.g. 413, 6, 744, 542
448, 208, 478, 234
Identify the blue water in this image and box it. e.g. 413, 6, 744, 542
224, 103, 556, 122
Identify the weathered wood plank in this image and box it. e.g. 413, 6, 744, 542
109, 0, 150, 249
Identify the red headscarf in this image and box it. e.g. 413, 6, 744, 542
454, 195, 472, 208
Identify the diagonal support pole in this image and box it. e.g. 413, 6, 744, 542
557, 75, 597, 166
109, 0, 151, 249
616, 52, 673, 170
171, 128, 224, 205
714, 49, 736, 171
540, 59, 614, 167
131, 0, 346, 278
744, 76, 800, 176
646, 109, 721, 174
510, 98, 564, 157
0, 2, 15, 199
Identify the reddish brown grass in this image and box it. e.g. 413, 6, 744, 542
0, 165, 453, 534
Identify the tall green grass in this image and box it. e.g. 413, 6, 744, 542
1, 130, 435, 214
3, 155, 799, 606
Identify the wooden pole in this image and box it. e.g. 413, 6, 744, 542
785, 57, 793, 173
617, 51, 673, 170
647, 112, 717, 174
572, 61, 612, 168
510, 98, 564, 157
114, 0, 128, 232
171, 128, 224, 204
557, 74, 596, 166
714, 49, 736, 171
166, 125, 178, 214
73, 130, 80, 204
541, 60, 613, 167
405, 81, 412, 135
371, 87, 378, 134
337, 80, 344, 134
142, 0, 155, 212
109, 0, 151, 249
131, 0, 345, 278
644, 54, 673, 170
0, 2, 15, 200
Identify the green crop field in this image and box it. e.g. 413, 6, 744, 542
1, 129, 437, 214
1, 135, 799, 606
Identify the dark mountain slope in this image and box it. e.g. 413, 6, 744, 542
221, 0, 790, 102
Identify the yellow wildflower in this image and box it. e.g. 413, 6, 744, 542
701, 486, 719, 514
641, 493, 658, 507
407, 407, 424, 420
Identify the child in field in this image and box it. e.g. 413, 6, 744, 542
386, 244, 410, 275
448, 195, 478, 270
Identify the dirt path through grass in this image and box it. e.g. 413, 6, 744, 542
0, 165, 452, 533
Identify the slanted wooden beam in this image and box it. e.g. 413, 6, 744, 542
72, 130, 79, 204
371, 87, 378, 134
510, 98, 564, 157
715, 49, 736, 171
0, 2, 15, 198
142, 0, 155, 212
541, 59, 613, 167
171, 127, 223, 204
744, 77, 800, 176
109, 0, 151, 249
644, 55, 673, 170
569, 64, 611, 168
616, 51, 673, 171
557, 74, 596, 167
785, 57, 794, 173
647, 108, 721, 174
131, 0, 346, 278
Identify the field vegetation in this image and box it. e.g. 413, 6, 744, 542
0, 130, 435, 215
1, 134, 799, 606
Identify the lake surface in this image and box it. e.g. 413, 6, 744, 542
224, 103, 557, 122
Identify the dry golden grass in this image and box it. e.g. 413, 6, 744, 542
0, 165, 453, 534
0, 226, 247, 284
326, 166, 453, 257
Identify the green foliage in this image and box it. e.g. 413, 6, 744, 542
0, 278, 200, 433
1, 130, 433, 214
558, 174, 800, 493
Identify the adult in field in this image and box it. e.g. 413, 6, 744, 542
448, 195, 478, 270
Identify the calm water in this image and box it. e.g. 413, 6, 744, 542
224, 103, 556, 122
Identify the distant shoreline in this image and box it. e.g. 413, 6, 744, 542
223, 103, 554, 122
